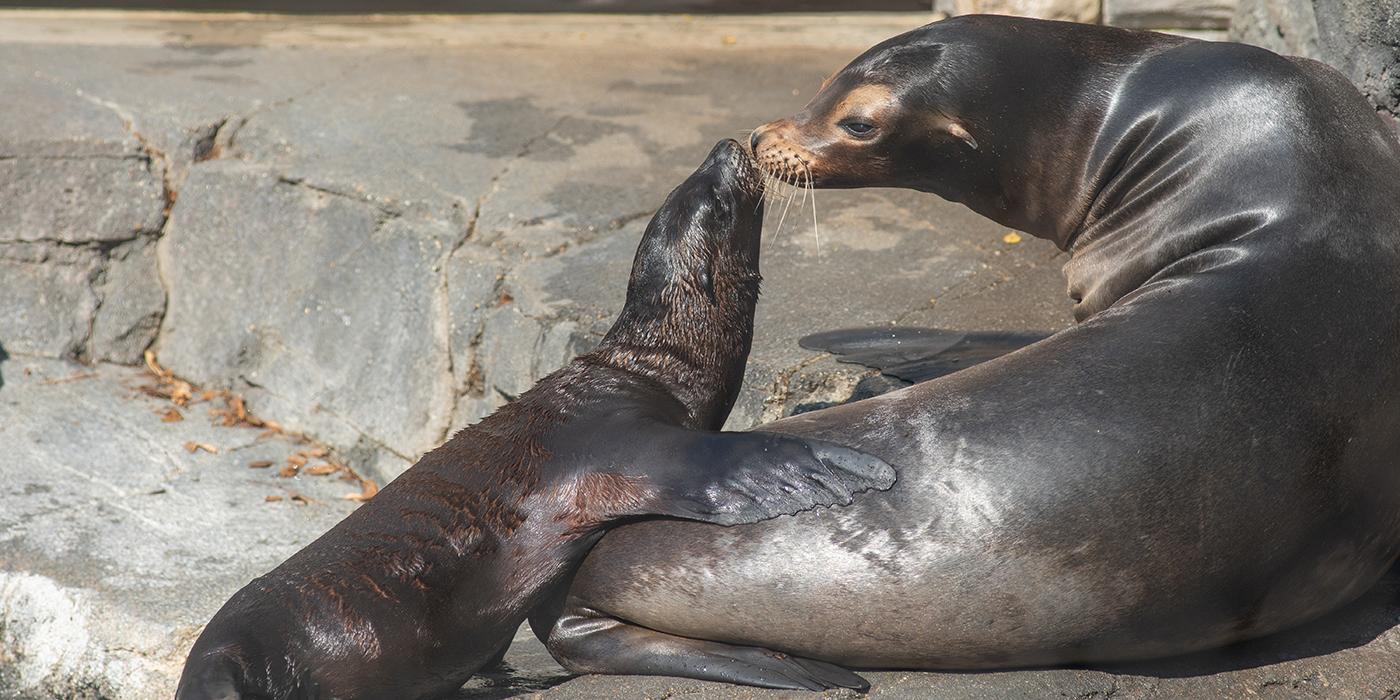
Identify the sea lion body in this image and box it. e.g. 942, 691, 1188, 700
175, 141, 894, 700
537, 17, 1400, 678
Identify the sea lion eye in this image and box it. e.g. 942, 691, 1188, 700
840, 121, 877, 137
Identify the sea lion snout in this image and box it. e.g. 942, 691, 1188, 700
696, 138, 764, 196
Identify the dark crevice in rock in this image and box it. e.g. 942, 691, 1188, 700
191, 117, 230, 162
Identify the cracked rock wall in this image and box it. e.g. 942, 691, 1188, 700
0, 39, 1074, 484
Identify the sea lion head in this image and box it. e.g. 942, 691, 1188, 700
601, 138, 766, 427
627, 138, 766, 306
749, 23, 982, 193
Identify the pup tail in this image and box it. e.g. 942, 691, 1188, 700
799, 327, 1049, 384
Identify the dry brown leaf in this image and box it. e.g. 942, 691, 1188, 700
344, 479, 379, 502
287, 454, 308, 467
304, 463, 339, 476
306, 447, 329, 458
290, 493, 312, 506
199, 389, 219, 402
182, 441, 218, 454
248, 460, 274, 469
278, 464, 300, 478
41, 371, 97, 386
170, 381, 193, 406
159, 408, 184, 423
264, 495, 284, 502
144, 350, 170, 379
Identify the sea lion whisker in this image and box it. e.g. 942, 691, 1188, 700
774, 178, 798, 241
803, 162, 821, 257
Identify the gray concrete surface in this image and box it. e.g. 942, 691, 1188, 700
1, 11, 1398, 699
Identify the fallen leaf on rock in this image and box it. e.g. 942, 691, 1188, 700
287, 454, 308, 467
159, 408, 184, 423
1003, 231, 1023, 245
290, 493, 313, 506
278, 464, 300, 478
183, 441, 218, 454
248, 460, 274, 469
304, 463, 339, 476
306, 447, 329, 458
344, 479, 379, 502
265, 495, 284, 502
170, 381, 193, 406
722, 34, 738, 46
42, 371, 97, 386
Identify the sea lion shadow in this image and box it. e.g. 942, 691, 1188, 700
451, 663, 576, 699
1092, 564, 1400, 678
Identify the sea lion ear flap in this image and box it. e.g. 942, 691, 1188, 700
611, 421, 897, 526
698, 260, 719, 306
944, 121, 978, 150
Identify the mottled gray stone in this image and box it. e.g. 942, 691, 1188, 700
91, 236, 166, 364
0, 359, 359, 700
1232, 0, 1400, 127
934, 0, 1100, 23
156, 162, 458, 479
0, 247, 99, 359
444, 244, 507, 428
1105, 0, 1238, 29
0, 155, 165, 245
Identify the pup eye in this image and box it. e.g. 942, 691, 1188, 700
840, 121, 876, 137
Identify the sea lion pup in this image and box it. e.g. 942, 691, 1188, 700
174, 139, 894, 700
533, 15, 1400, 688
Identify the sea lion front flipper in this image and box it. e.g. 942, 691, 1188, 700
538, 604, 869, 692
620, 422, 896, 526
800, 326, 1050, 384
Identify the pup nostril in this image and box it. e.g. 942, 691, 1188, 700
749, 130, 762, 152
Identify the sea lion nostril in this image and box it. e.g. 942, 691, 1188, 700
750, 130, 762, 151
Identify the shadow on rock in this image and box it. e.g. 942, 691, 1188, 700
453, 662, 576, 699
0, 341, 9, 390
1096, 559, 1400, 678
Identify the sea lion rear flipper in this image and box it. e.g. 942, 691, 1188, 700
538, 603, 869, 691
800, 326, 1049, 384
627, 422, 895, 526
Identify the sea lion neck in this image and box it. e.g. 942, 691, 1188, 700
892, 17, 1184, 250
593, 272, 760, 431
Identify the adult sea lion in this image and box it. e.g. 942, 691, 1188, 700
174, 140, 894, 700
534, 15, 1400, 687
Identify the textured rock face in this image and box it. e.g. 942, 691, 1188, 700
1104, 0, 1237, 29
156, 163, 461, 476
1232, 0, 1400, 128
0, 359, 361, 700
935, 0, 1101, 23
0, 74, 169, 365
